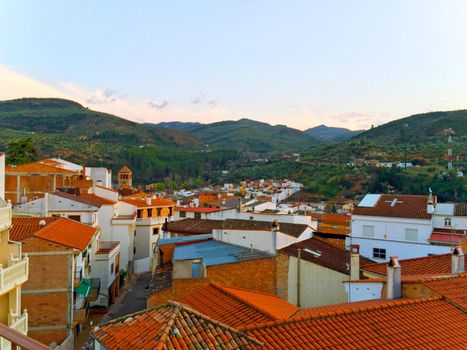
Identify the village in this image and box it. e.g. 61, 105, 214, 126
0, 151, 466, 349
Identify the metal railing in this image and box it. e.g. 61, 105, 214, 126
0, 255, 28, 296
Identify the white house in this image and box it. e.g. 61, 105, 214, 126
348, 193, 451, 261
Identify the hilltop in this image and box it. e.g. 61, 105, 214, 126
357, 110, 467, 141
305, 125, 364, 141
149, 118, 319, 152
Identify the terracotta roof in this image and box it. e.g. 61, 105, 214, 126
293, 298, 417, 318
454, 203, 467, 216
51, 191, 116, 207
430, 230, 467, 244
423, 274, 467, 310
95, 185, 119, 193
280, 237, 373, 275
118, 166, 132, 173
176, 207, 228, 213
92, 302, 261, 350
71, 179, 93, 189
97, 241, 120, 255
353, 194, 432, 220
176, 284, 298, 328
222, 219, 309, 238
5, 161, 77, 174
363, 253, 467, 276
121, 197, 175, 208
167, 218, 223, 235
243, 297, 467, 349
78, 194, 117, 206
10, 217, 58, 241
315, 226, 349, 235
34, 218, 98, 250
11, 217, 97, 251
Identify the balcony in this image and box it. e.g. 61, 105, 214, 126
0, 255, 28, 296
0, 310, 42, 350
0, 198, 11, 232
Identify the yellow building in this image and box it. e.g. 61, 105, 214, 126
0, 154, 29, 349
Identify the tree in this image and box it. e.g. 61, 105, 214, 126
6, 138, 40, 165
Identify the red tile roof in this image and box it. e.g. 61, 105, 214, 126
121, 197, 175, 208
243, 297, 467, 349
5, 161, 77, 174
280, 237, 373, 276
11, 217, 98, 251
176, 206, 227, 213
10, 217, 58, 241
34, 218, 98, 250
222, 219, 309, 238
51, 191, 115, 208
353, 194, 432, 220
423, 274, 467, 310
176, 284, 298, 328
362, 253, 467, 277
167, 218, 223, 235
92, 302, 261, 350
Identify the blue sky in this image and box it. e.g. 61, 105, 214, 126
1, 1, 467, 130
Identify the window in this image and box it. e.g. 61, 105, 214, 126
111, 263, 115, 274
137, 210, 142, 219
68, 215, 81, 222
362, 225, 375, 238
133, 246, 136, 254
194, 212, 201, 219
444, 217, 452, 227
192, 260, 202, 278
405, 228, 418, 242
180, 211, 186, 218
153, 227, 160, 236
373, 248, 386, 260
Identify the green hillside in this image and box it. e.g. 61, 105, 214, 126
0, 98, 237, 185
357, 110, 467, 141
174, 118, 319, 152
305, 125, 364, 141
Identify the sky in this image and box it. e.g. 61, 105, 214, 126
1, 1, 467, 130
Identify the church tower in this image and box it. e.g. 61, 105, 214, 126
118, 166, 133, 189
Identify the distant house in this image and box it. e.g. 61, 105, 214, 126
349, 194, 451, 261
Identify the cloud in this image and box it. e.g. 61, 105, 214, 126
191, 91, 205, 104
147, 100, 169, 110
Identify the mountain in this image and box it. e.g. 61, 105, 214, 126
305, 125, 364, 141
357, 110, 467, 141
149, 118, 319, 152
152, 121, 202, 130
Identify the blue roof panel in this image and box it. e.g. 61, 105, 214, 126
173, 240, 250, 266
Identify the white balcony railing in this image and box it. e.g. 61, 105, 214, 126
0, 199, 11, 232
0, 255, 29, 296
0, 310, 28, 350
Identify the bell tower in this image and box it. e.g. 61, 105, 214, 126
118, 166, 133, 189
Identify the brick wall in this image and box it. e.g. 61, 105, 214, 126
148, 257, 277, 308
27, 329, 68, 348
20, 237, 72, 347
275, 253, 289, 299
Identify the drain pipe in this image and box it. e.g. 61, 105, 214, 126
297, 248, 301, 307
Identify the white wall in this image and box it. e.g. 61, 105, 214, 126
344, 281, 384, 302
0, 153, 4, 199
86, 167, 112, 188
351, 215, 433, 242
347, 236, 451, 261
94, 186, 119, 202
213, 228, 276, 254
110, 222, 134, 272
97, 205, 116, 240
288, 257, 349, 307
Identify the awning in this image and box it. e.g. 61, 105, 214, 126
75, 279, 91, 298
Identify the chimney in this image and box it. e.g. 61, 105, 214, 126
427, 190, 434, 214
145, 197, 152, 205
452, 247, 465, 274
461, 236, 467, 253
271, 220, 280, 254
386, 256, 401, 300
350, 244, 360, 280
82, 166, 87, 179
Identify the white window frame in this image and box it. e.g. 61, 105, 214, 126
373, 248, 386, 260
405, 228, 418, 242
362, 225, 375, 238
444, 217, 452, 227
